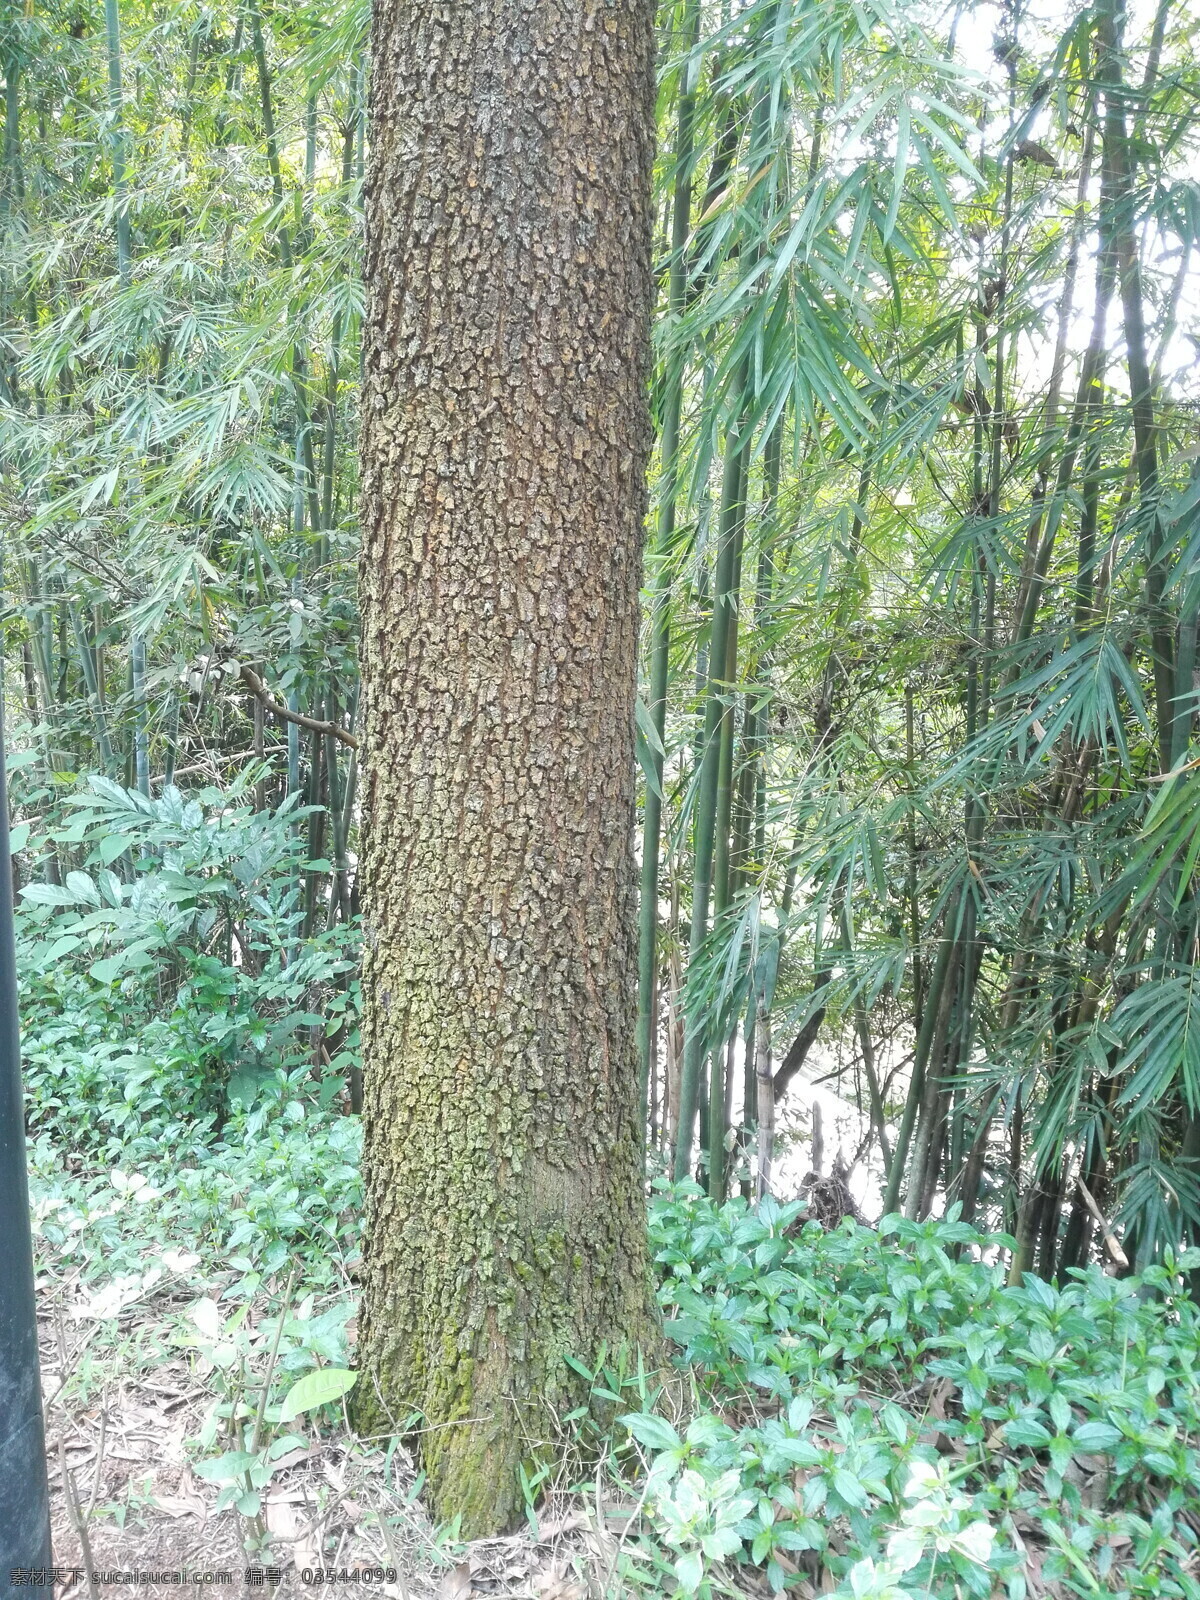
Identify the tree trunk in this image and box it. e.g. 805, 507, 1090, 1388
355, 0, 658, 1537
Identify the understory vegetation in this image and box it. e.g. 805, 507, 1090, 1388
28, 1051, 1200, 1594
17, 829, 1200, 1592
4, 0, 1200, 1584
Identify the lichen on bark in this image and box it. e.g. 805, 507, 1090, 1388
354, 0, 660, 1535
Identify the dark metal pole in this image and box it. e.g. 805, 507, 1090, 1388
0, 699, 53, 1580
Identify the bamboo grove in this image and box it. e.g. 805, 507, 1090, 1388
2, 0, 1200, 1279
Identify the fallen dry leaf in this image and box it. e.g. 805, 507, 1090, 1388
439, 1562, 473, 1600
265, 1499, 304, 1539
152, 1466, 205, 1519
535, 1511, 589, 1541
531, 1562, 586, 1600
927, 1377, 954, 1420
152, 1493, 205, 1519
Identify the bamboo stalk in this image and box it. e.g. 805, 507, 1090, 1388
68, 604, 115, 777
706, 445, 748, 1199
1097, 0, 1173, 771
882, 909, 959, 1217
638, 0, 701, 1131
905, 928, 965, 1220
103, 0, 132, 286
1010, 224, 1117, 655
739, 449, 779, 1140
754, 995, 773, 1198
248, 0, 321, 534
838, 902, 891, 1174
131, 631, 149, 797
673, 363, 750, 1182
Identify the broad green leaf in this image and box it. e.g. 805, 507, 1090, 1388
620, 1411, 682, 1453
192, 1450, 254, 1484
278, 1367, 358, 1422
21, 883, 81, 906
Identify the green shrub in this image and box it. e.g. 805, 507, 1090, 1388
622, 1181, 1200, 1599
16, 776, 359, 1159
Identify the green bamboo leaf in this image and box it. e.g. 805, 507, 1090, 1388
883, 102, 909, 243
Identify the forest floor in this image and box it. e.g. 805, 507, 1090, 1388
31, 1130, 1200, 1600
37, 1270, 613, 1600
27, 1067, 850, 1600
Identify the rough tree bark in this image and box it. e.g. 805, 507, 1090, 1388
354, 0, 658, 1536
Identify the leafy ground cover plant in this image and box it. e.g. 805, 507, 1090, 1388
616, 1181, 1200, 1599
27, 1122, 1200, 1595
30, 1106, 362, 1293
